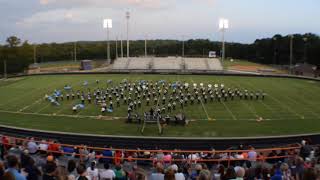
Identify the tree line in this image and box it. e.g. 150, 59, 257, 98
0, 33, 319, 74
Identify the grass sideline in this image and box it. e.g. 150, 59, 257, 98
0, 74, 319, 137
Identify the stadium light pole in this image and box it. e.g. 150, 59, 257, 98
74, 41, 77, 62
289, 35, 294, 74
182, 36, 185, 58
145, 35, 147, 57
120, 37, 124, 58
303, 37, 308, 63
33, 44, 37, 64
273, 37, 277, 65
3, 60, 7, 79
126, 11, 130, 59
219, 18, 229, 62
116, 36, 118, 59
103, 19, 113, 63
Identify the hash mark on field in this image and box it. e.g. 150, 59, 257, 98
221, 101, 237, 120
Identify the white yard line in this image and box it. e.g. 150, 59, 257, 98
221, 101, 237, 120
226, 78, 260, 118
190, 78, 212, 120
19, 97, 44, 112
267, 94, 303, 119
35, 103, 52, 113
242, 80, 299, 119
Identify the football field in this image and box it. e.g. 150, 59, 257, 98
0, 74, 320, 137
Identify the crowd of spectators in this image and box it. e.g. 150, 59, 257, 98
1, 135, 320, 180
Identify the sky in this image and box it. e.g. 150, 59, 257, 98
0, 0, 319, 44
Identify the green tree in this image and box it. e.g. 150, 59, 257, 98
6, 36, 21, 48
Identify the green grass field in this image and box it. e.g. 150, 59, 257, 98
0, 74, 320, 137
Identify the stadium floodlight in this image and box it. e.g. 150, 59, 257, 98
103, 19, 112, 29
219, 18, 229, 62
103, 19, 112, 63
219, 18, 229, 30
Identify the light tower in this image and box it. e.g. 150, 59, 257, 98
120, 36, 124, 58
289, 35, 294, 74
219, 18, 229, 62
126, 11, 130, 59
33, 44, 37, 64
74, 41, 77, 62
145, 35, 147, 57
103, 18, 112, 63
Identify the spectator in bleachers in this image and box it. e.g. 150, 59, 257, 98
174, 167, 185, 180
76, 163, 90, 180
163, 152, 172, 167
303, 167, 317, 180
67, 159, 78, 180
114, 164, 126, 180
24, 158, 41, 180
20, 149, 31, 168
27, 138, 38, 155
56, 165, 68, 180
86, 161, 99, 180
101, 146, 113, 164
0, 161, 4, 178
99, 163, 115, 180
200, 164, 211, 179
6, 155, 27, 180
190, 163, 202, 180
234, 166, 245, 180
164, 168, 175, 180
42, 161, 57, 180
222, 166, 236, 180
300, 140, 312, 160
39, 140, 49, 154
150, 162, 164, 180
247, 146, 257, 163
48, 140, 61, 158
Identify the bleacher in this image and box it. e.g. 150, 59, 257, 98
127, 58, 151, 69
207, 58, 224, 71
185, 58, 208, 70
112, 58, 130, 69
153, 57, 182, 70
112, 57, 223, 71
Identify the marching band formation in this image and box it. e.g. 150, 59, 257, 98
46, 79, 267, 117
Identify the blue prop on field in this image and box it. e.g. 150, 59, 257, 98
53, 90, 61, 97
46, 95, 60, 106
64, 85, 72, 90
74, 104, 85, 110
171, 83, 178, 89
